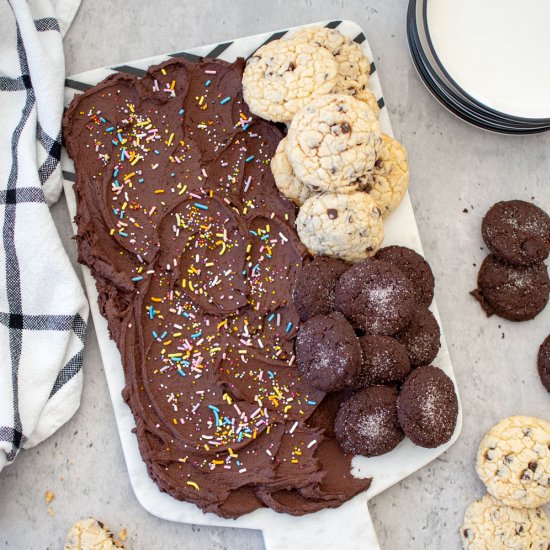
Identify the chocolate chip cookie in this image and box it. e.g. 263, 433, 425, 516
476, 415, 550, 508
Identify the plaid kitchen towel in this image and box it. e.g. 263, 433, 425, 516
0, 0, 87, 471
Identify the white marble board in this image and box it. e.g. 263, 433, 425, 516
61, 20, 462, 550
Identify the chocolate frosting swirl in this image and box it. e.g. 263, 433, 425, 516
63, 57, 371, 518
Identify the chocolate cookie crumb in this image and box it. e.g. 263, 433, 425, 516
482, 200, 550, 267
335, 385, 404, 457
295, 312, 361, 392
293, 256, 349, 321
397, 366, 458, 448
472, 255, 550, 321
356, 335, 411, 387
376, 245, 435, 306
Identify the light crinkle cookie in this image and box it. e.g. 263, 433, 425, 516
296, 191, 384, 263
360, 133, 409, 217
476, 416, 550, 509
461, 494, 550, 550
287, 94, 382, 193
353, 88, 381, 118
242, 38, 337, 123
271, 137, 312, 206
64, 518, 124, 550
291, 26, 371, 95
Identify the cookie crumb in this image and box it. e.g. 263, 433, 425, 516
119, 528, 127, 541
45, 490, 55, 504
47, 507, 55, 517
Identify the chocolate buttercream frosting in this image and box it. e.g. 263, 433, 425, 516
63, 57, 371, 518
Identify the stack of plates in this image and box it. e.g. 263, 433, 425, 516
407, 0, 550, 134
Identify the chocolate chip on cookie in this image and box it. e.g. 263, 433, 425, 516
471, 254, 550, 321
375, 245, 435, 306
335, 385, 404, 457
356, 335, 411, 387
335, 259, 416, 335
482, 200, 550, 267
293, 256, 349, 321
537, 334, 550, 392
397, 365, 458, 448
295, 311, 361, 392
395, 304, 441, 367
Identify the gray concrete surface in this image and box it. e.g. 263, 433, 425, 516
1, 1, 550, 548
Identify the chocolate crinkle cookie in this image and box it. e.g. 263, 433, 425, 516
482, 200, 550, 267
397, 365, 458, 448
293, 256, 349, 321
375, 245, 435, 306
335, 259, 415, 335
356, 335, 411, 387
471, 254, 550, 321
395, 304, 441, 367
295, 311, 361, 392
335, 385, 404, 457
537, 334, 550, 392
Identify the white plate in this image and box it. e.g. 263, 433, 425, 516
61, 20, 462, 550
426, 0, 550, 121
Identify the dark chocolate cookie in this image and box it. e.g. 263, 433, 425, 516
356, 335, 411, 387
397, 365, 459, 448
471, 254, 550, 321
375, 245, 435, 306
395, 305, 441, 367
293, 256, 350, 321
481, 200, 550, 267
335, 259, 416, 335
537, 334, 550, 392
295, 311, 361, 392
335, 385, 404, 457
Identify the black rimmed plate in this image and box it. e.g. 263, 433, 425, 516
407, 0, 550, 134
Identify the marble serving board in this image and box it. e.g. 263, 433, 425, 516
61, 20, 462, 550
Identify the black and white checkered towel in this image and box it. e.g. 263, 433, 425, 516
0, 0, 88, 471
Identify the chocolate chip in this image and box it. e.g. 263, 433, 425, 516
529, 461, 538, 471
327, 208, 338, 220
340, 122, 351, 134
516, 525, 524, 534
287, 61, 296, 71
375, 159, 384, 169
520, 469, 531, 480
366, 246, 374, 252
463, 529, 470, 539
